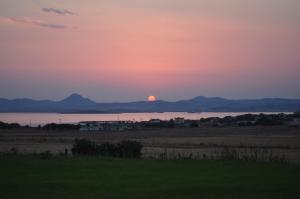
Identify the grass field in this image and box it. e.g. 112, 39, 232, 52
0, 156, 299, 199
1, 126, 300, 162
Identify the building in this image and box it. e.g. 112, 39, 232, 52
79, 121, 134, 131
174, 117, 185, 125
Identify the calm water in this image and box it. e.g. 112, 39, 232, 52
0, 112, 291, 126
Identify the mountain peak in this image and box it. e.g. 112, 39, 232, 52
67, 93, 84, 100
60, 93, 95, 105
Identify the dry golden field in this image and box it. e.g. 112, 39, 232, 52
1, 126, 299, 162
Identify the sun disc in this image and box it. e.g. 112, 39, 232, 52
147, 95, 156, 102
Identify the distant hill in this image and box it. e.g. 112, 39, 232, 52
0, 93, 300, 113
59, 93, 96, 108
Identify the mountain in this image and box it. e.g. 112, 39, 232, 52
0, 94, 300, 113
0, 93, 96, 112
59, 93, 96, 107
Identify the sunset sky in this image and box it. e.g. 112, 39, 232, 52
0, 0, 299, 102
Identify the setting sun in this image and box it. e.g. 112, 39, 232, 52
147, 95, 157, 102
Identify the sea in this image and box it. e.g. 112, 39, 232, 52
0, 112, 291, 126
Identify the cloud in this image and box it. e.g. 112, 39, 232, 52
8, 17, 72, 29
42, 8, 76, 16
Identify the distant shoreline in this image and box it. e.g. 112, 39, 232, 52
0, 111, 296, 127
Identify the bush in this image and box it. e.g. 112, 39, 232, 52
71, 139, 98, 155
255, 117, 283, 126
0, 121, 21, 129
42, 123, 79, 130
71, 139, 143, 158
116, 141, 143, 158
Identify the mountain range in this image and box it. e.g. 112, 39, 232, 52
0, 93, 300, 113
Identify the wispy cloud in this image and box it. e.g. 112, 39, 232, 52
8, 17, 72, 29
42, 8, 76, 16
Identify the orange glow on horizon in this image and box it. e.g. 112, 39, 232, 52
1, 1, 299, 100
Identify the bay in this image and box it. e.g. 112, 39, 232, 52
0, 112, 291, 126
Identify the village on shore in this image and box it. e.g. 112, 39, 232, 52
1, 112, 300, 132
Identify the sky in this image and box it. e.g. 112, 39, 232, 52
0, 0, 299, 102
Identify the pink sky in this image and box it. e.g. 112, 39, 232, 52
0, 0, 299, 101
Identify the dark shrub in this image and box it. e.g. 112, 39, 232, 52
292, 111, 300, 118
71, 139, 98, 155
255, 116, 283, 126
116, 140, 143, 158
0, 121, 21, 129
71, 139, 143, 158
236, 114, 256, 121
43, 123, 79, 130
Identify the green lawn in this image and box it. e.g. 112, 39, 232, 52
0, 156, 299, 199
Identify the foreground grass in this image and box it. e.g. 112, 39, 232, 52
0, 156, 299, 199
